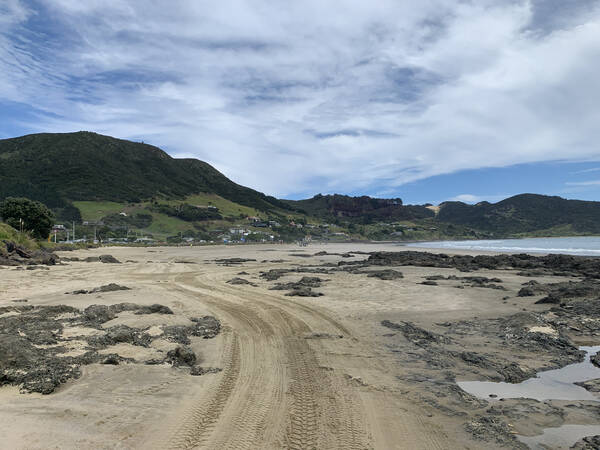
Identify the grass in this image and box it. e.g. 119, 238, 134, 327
182, 193, 262, 218
0, 222, 39, 249
73, 201, 126, 221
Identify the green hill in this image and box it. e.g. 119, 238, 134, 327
283, 194, 434, 224
437, 194, 600, 236
0, 132, 291, 216
2, 132, 600, 242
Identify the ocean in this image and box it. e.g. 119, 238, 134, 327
405, 236, 600, 256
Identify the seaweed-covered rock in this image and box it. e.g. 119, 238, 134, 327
214, 258, 256, 265
381, 320, 451, 347
285, 287, 324, 297
83, 305, 116, 324
162, 326, 191, 344
189, 316, 221, 339
260, 269, 291, 281
366, 269, 403, 280
575, 378, 600, 392
0, 304, 221, 394
226, 277, 257, 286
69, 283, 131, 295
270, 276, 326, 292
166, 346, 196, 367
464, 416, 524, 447
135, 304, 174, 315
190, 366, 222, 376
364, 251, 600, 279
571, 435, 600, 450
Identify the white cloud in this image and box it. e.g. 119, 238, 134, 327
566, 180, 600, 186
448, 194, 509, 204
1, 1, 600, 197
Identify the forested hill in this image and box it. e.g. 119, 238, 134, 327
438, 194, 600, 235
283, 194, 434, 223
0, 132, 290, 213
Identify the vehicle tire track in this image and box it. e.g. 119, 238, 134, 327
166, 333, 241, 450
166, 271, 370, 449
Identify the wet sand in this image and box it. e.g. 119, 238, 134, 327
1, 243, 599, 449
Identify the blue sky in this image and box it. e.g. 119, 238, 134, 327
1, 0, 600, 205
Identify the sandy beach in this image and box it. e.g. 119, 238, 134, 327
1, 243, 599, 449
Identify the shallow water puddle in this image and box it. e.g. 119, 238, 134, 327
458, 346, 600, 448
458, 346, 600, 401
517, 424, 600, 449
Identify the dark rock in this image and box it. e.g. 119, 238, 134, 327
592, 352, 600, 368
464, 416, 524, 447
420, 281, 438, 286
304, 332, 343, 339
497, 363, 536, 383
364, 251, 600, 279
381, 320, 451, 347
166, 346, 196, 367
0, 241, 59, 266
99, 255, 121, 264
575, 378, 600, 392
83, 305, 116, 324
366, 269, 403, 280
226, 277, 257, 286
189, 316, 221, 339
517, 287, 537, 297
571, 435, 600, 449
135, 304, 174, 315
162, 326, 191, 344
270, 276, 327, 294
214, 258, 256, 265
190, 366, 222, 376
69, 283, 131, 295
101, 354, 121, 365
285, 287, 324, 297
101, 325, 152, 347
535, 293, 561, 304
260, 269, 289, 281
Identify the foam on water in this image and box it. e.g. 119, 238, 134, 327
405, 236, 600, 256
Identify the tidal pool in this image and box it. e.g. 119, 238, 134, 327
458, 346, 600, 402
517, 424, 600, 449
458, 346, 600, 448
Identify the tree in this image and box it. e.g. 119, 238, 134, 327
0, 197, 54, 239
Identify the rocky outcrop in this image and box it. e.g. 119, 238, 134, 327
0, 304, 220, 394
0, 241, 59, 266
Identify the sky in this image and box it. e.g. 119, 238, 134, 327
1, 0, 600, 205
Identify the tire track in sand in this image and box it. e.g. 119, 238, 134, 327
166, 332, 241, 449
163, 271, 370, 449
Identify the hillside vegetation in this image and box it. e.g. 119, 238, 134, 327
2, 132, 600, 243
0, 132, 291, 216
438, 194, 600, 236
0, 222, 38, 249
284, 194, 434, 223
